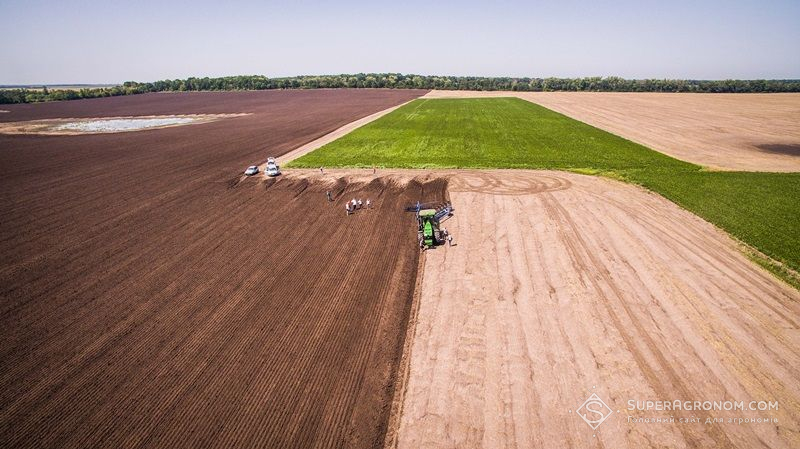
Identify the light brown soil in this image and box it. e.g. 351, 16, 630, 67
393, 170, 800, 448
423, 91, 800, 172
0, 113, 249, 135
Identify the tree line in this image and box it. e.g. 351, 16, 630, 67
3, 74, 799, 104
0, 85, 145, 104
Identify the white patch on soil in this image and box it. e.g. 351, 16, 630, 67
55, 117, 197, 132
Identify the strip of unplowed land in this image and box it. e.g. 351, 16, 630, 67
423, 91, 800, 172
0, 90, 438, 449
393, 170, 800, 449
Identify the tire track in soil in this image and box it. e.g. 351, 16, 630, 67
538, 191, 733, 448
396, 170, 800, 449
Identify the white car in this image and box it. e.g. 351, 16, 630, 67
267, 157, 276, 165
266, 164, 281, 177
244, 165, 259, 176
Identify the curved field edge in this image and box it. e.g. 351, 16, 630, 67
286, 98, 800, 285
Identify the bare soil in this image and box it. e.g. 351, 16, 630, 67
423, 91, 800, 172
0, 89, 435, 449
393, 169, 800, 448
3, 90, 798, 448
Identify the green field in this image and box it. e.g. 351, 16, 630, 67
291, 98, 695, 171
289, 98, 800, 281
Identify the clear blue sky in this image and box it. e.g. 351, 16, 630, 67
1, 0, 798, 84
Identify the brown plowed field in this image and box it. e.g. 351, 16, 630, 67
423, 90, 800, 172
0, 90, 442, 449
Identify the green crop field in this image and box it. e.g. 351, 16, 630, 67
289, 98, 800, 283
290, 98, 694, 171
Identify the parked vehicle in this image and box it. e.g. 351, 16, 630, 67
266, 164, 281, 177
266, 157, 280, 176
244, 165, 259, 176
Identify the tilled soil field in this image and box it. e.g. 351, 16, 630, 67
395, 170, 800, 449
0, 90, 439, 449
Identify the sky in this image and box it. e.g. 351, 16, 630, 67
1, 0, 798, 84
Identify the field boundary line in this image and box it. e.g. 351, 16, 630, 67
273, 100, 415, 169
597, 170, 800, 292
245, 99, 415, 184
383, 248, 426, 449
739, 238, 800, 290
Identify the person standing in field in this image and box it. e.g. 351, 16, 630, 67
357, 199, 363, 209
320, 166, 324, 175
366, 199, 371, 209
326, 191, 332, 202
447, 234, 454, 246
345, 203, 350, 215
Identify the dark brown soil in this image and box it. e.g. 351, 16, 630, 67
0, 90, 445, 449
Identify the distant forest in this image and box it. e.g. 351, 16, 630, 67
2, 74, 799, 104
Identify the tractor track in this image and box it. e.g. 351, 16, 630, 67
396, 170, 800, 449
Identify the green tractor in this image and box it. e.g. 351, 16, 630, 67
418, 209, 439, 247
406, 202, 454, 248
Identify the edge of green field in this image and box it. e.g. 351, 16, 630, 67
288, 98, 800, 288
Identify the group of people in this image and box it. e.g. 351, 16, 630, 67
345, 197, 371, 215
325, 190, 372, 215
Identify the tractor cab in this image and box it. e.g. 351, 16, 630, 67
405, 202, 454, 248
418, 209, 439, 247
